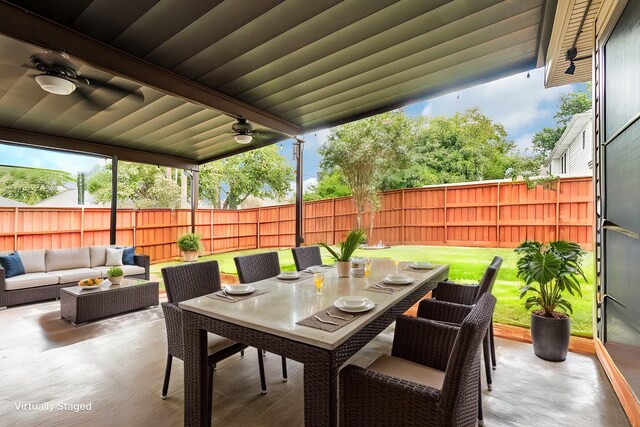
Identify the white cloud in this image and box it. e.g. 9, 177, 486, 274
514, 133, 534, 152
303, 177, 317, 191
421, 103, 432, 117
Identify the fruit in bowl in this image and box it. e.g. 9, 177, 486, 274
78, 278, 103, 289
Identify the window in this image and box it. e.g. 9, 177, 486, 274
561, 152, 567, 174
582, 130, 586, 149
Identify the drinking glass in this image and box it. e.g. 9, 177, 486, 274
364, 258, 372, 281
393, 259, 400, 274
312, 267, 325, 296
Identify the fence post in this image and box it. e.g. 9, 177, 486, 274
80, 206, 85, 247
401, 189, 405, 245
496, 182, 500, 248
443, 187, 448, 244
556, 179, 561, 240
13, 207, 18, 251
210, 209, 214, 255
257, 207, 261, 249
332, 198, 336, 245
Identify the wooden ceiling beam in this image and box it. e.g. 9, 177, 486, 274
0, 1, 303, 137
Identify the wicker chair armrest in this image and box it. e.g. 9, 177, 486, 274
340, 364, 442, 426
433, 281, 478, 305
0, 264, 5, 291
392, 315, 460, 371
134, 254, 151, 280
416, 299, 473, 325
161, 302, 184, 359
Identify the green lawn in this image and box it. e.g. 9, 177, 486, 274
151, 245, 594, 338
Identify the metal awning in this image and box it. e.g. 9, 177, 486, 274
0, 0, 556, 168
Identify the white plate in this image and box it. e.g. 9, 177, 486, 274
79, 284, 102, 290
410, 262, 435, 270
334, 298, 375, 313
338, 296, 368, 308
277, 272, 301, 280
383, 275, 414, 285
224, 285, 255, 295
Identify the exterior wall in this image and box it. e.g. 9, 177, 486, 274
567, 119, 593, 174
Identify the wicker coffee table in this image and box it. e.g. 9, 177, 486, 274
60, 278, 159, 326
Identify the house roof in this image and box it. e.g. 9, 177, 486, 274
0, 0, 556, 168
545, 110, 592, 165
0, 196, 26, 206
33, 189, 104, 208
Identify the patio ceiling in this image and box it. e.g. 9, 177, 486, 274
0, 0, 555, 169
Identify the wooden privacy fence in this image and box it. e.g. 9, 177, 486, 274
0, 176, 593, 262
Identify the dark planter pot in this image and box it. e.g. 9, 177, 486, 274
530, 312, 571, 362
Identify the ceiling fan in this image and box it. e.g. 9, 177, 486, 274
231, 117, 257, 144
25, 50, 143, 108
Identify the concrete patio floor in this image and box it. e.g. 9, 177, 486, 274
0, 300, 629, 427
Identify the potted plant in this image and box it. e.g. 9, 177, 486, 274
107, 266, 124, 285
319, 229, 365, 277
177, 233, 203, 262
515, 240, 587, 361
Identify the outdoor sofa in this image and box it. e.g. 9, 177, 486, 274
0, 246, 150, 308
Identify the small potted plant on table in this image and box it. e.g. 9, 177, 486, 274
107, 266, 124, 285
515, 240, 587, 361
178, 233, 203, 262
319, 229, 365, 278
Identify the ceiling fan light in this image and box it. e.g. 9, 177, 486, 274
234, 134, 252, 144
35, 74, 76, 95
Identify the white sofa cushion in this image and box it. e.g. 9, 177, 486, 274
106, 247, 124, 266
367, 354, 445, 390
92, 265, 146, 278
17, 249, 46, 273
46, 248, 91, 271
5, 272, 59, 290
48, 268, 101, 284
90, 246, 108, 268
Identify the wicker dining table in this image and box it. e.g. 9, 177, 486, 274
179, 259, 449, 426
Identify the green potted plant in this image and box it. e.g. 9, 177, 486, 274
319, 229, 365, 277
107, 266, 124, 285
515, 240, 587, 361
177, 233, 203, 262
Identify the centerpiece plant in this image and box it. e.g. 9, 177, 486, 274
319, 229, 365, 277
515, 240, 587, 361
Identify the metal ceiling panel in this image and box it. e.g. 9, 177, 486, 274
0, 0, 555, 165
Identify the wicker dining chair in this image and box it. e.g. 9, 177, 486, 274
426, 256, 502, 390
291, 246, 323, 271
160, 261, 268, 408
233, 252, 288, 382
340, 294, 496, 427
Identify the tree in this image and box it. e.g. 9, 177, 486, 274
0, 166, 73, 204
532, 84, 592, 159
320, 111, 417, 231
199, 145, 294, 209
303, 170, 352, 201
87, 162, 181, 209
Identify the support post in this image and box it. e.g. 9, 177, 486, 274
294, 139, 305, 247
110, 156, 118, 245
191, 170, 199, 234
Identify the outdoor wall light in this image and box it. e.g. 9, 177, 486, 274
234, 134, 253, 144
35, 74, 76, 95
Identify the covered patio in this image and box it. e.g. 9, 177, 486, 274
0, 0, 637, 425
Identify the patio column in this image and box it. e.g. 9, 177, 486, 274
191, 170, 199, 234
294, 138, 305, 247
109, 155, 118, 245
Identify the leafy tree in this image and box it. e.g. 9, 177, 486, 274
320, 111, 417, 232
532, 84, 592, 159
0, 166, 73, 204
87, 162, 181, 209
199, 145, 294, 209
304, 170, 352, 201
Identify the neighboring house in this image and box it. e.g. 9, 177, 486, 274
545, 110, 593, 175
35, 182, 105, 208
0, 196, 26, 207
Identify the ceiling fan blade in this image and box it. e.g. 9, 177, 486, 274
71, 86, 111, 111
79, 75, 144, 102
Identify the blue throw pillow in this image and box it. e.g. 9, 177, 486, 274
0, 252, 26, 278
122, 246, 135, 266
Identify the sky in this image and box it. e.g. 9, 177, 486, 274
0, 67, 584, 191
